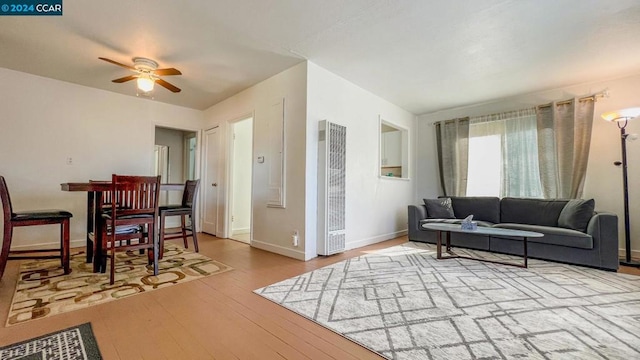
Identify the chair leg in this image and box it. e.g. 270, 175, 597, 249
61, 219, 70, 274
152, 227, 158, 276
181, 215, 188, 248
109, 234, 116, 285
97, 219, 107, 273
0, 224, 13, 281
86, 191, 94, 264
190, 210, 199, 253
86, 236, 93, 264
159, 212, 166, 259
146, 225, 159, 276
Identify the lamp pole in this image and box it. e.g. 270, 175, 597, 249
618, 123, 636, 266
603, 108, 640, 267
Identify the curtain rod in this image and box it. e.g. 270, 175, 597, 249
434, 89, 609, 125
433, 117, 470, 126
536, 90, 609, 109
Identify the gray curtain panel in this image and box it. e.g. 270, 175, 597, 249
435, 118, 469, 196
536, 99, 595, 199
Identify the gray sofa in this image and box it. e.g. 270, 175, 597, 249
408, 196, 619, 271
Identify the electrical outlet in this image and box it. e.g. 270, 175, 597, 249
66, 157, 73, 165
292, 230, 299, 247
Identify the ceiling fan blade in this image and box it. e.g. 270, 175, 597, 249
154, 68, 182, 76
156, 78, 181, 93
112, 75, 138, 83
99, 57, 136, 71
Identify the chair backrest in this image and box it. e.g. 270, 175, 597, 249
110, 175, 161, 217
181, 179, 201, 208
0, 176, 14, 221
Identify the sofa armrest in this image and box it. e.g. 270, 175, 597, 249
586, 211, 619, 270
408, 205, 428, 240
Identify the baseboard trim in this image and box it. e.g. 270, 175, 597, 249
619, 248, 640, 259
10, 239, 86, 252
231, 228, 250, 235
346, 229, 408, 251
251, 239, 306, 261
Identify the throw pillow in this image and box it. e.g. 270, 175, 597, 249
558, 198, 595, 232
423, 198, 455, 219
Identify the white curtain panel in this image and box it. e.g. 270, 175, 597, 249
503, 109, 543, 197
536, 99, 595, 199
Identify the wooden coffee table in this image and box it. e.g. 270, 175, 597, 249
421, 223, 544, 268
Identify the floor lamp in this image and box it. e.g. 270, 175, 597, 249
602, 107, 640, 267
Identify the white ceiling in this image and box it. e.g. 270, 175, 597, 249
1, 0, 639, 114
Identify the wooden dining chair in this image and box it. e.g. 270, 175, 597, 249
99, 174, 161, 285
0, 176, 73, 281
87, 180, 130, 272
158, 179, 200, 258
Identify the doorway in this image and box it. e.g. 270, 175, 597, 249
154, 127, 198, 228
229, 117, 253, 243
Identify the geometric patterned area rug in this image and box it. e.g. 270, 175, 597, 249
0, 323, 102, 359
255, 242, 640, 359
7, 243, 232, 327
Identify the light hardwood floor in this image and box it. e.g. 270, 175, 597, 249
0, 234, 405, 359
1, 234, 637, 359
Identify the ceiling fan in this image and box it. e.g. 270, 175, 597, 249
99, 57, 182, 93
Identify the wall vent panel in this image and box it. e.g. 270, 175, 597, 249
318, 120, 346, 255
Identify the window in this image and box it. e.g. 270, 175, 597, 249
465, 109, 543, 198
380, 118, 409, 179
467, 134, 501, 196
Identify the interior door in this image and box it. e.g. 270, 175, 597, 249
202, 127, 219, 235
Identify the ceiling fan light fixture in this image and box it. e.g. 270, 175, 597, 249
99, 56, 181, 93
137, 75, 155, 92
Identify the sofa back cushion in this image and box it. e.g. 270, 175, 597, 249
448, 196, 500, 223
423, 198, 455, 218
500, 197, 568, 226
558, 198, 595, 232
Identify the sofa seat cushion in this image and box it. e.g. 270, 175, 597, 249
493, 223, 593, 249
420, 218, 495, 228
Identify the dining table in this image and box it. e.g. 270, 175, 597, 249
60, 182, 185, 272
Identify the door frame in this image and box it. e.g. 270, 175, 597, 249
226, 112, 255, 243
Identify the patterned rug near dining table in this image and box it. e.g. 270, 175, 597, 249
7, 243, 232, 326
255, 242, 640, 359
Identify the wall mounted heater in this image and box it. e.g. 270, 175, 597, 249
317, 120, 346, 255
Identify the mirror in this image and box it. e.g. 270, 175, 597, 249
380, 119, 408, 179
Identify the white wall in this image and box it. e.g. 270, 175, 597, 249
202, 62, 308, 259
0, 68, 203, 249
306, 62, 416, 260
416, 72, 640, 256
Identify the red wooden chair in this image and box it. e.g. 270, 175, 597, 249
0, 176, 73, 281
